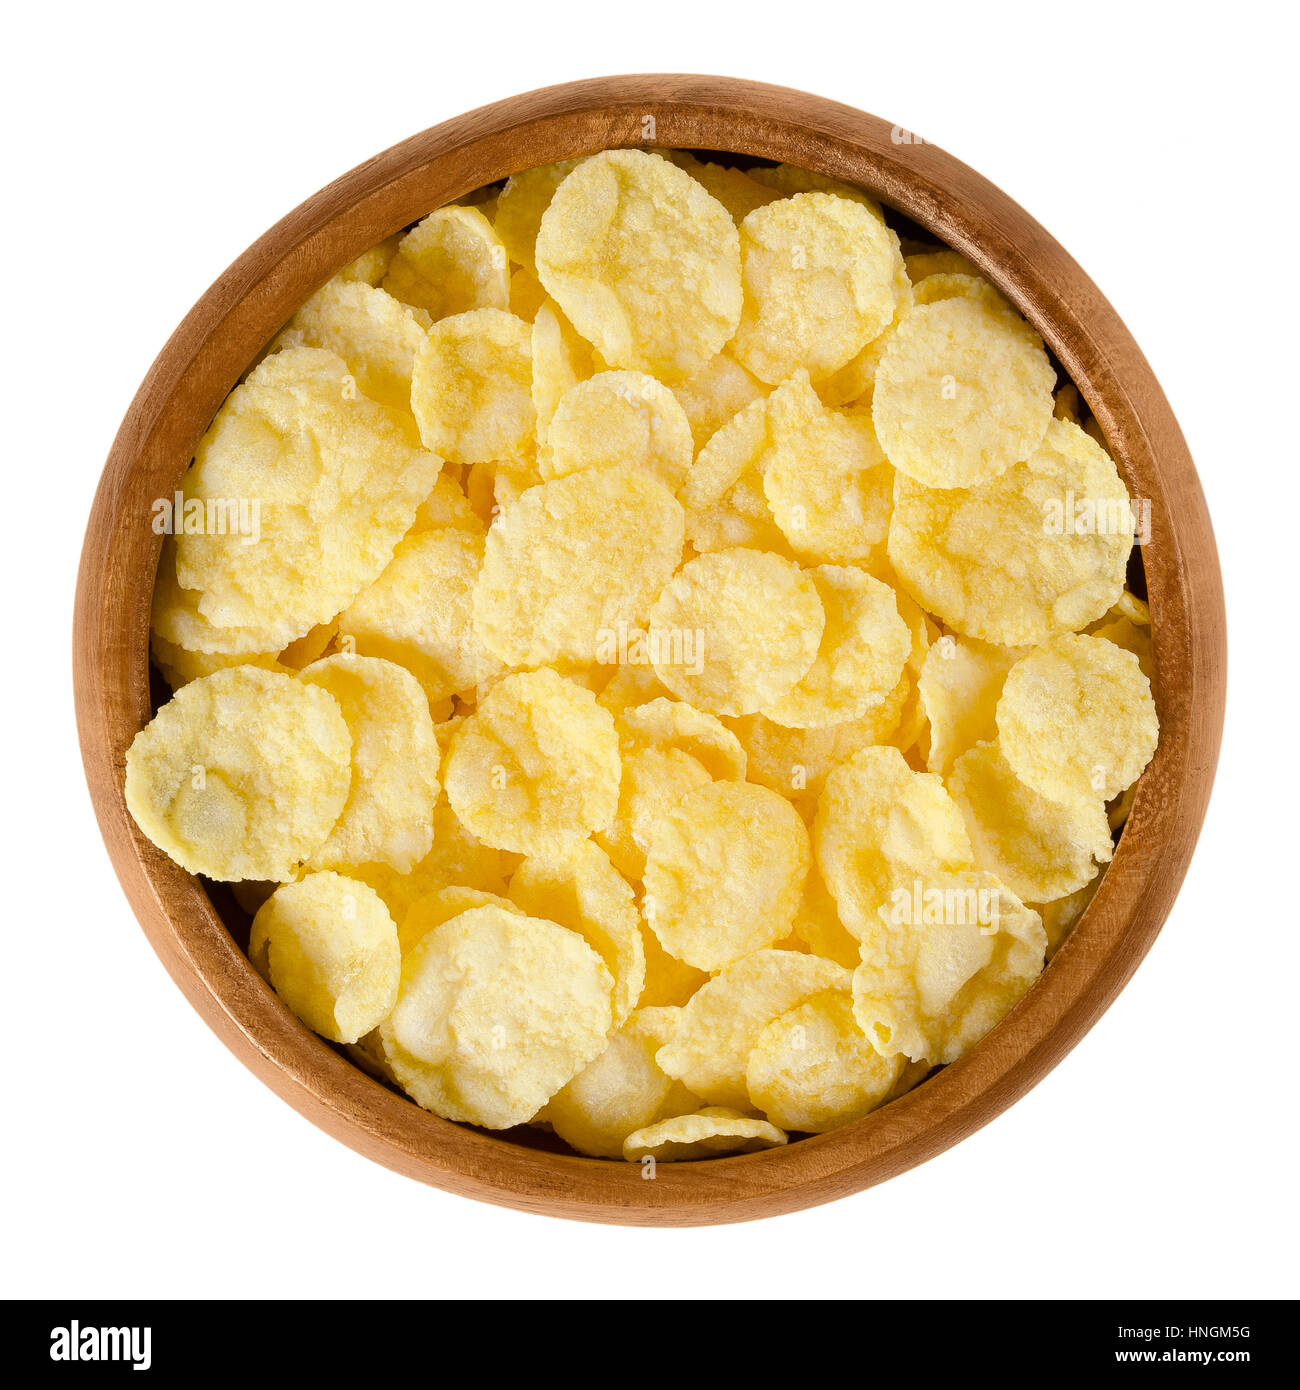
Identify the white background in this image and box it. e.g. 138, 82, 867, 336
6, 0, 1295, 1301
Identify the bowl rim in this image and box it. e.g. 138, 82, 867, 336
74, 73, 1226, 1226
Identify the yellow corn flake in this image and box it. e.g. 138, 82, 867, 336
644, 781, 810, 971
494, 158, 584, 273
947, 740, 1113, 902
149, 631, 285, 689
671, 351, 767, 452
473, 465, 684, 668
904, 249, 979, 281
535, 149, 742, 383
817, 259, 914, 409
174, 348, 438, 647
151, 538, 290, 658
762, 374, 894, 565
638, 924, 710, 1007
892, 582, 938, 674
814, 745, 973, 939
746, 989, 904, 1132
622, 1106, 787, 1161
399, 884, 520, 954
597, 747, 718, 881
279, 621, 339, 671
543, 370, 694, 491
125, 667, 350, 882
888, 418, 1133, 645
338, 234, 401, 286
1032, 876, 1102, 959
762, 566, 910, 729
656, 948, 850, 1109
679, 394, 789, 555
383, 904, 613, 1128
443, 670, 620, 855
888, 681, 930, 770
509, 839, 646, 1028
1090, 614, 1155, 683
648, 548, 823, 716
747, 164, 886, 219
353, 802, 508, 924
249, 872, 399, 1044
597, 663, 673, 717
409, 473, 482, 535
275, 279, 430, 416
1054, 383, 1082, 424
547, 1007, 699, 1159
666, 151, 782, 221
919, 635, 1020, 777
1111, 590, 1150, 626
998, 633, 1158, 804
619, 696, 747, 780
724, 681, 908, 802
463, 459, 539, 528
411, 308, 535, 464
851, 870, 1046, 1064
733, 193, 902, 385
508, 266, 548, 322
298, 654, 440, 874
531, 297, 595, 447
381, 206, 509, 321
337, 526, 504, 704
873, 296, 1056, 488
791, 867, 862, 969
910, 272, 1013, 314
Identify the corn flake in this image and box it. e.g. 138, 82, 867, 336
411, 308, 535, 464
508, 838, 646, 1028
622, 1107, 787, 1161
299, 654, 440, 874
762, 565, 910, 729
814, 745, 973, 938
873, 296, 1055, 487
174, 347, 438, 646
276, 279, 430, 415
643, 781, 810, 971
535, 150, 742, 383
888, 419, 1132, 645
656, 948, 850, 1109
443, 670, 620, 855
125, 666, 351, 882
947, 739, 1113, 902
762, 374, 894, 565
543, 370, 694, 491
733, 192, 902, 385
851, 870, 1045, 1063
998, 633, 1157, 804
746, 990, 904, 1132
250, 872, 399, 1044
547, 1007, 699, 1158
648, 548, 823, 716
473, 465, 684, 668
383, 904, 613, 1128
337, 526, 504, 704
382, 206, 509, 321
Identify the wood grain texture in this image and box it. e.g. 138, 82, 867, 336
73, 75, 1226, 1226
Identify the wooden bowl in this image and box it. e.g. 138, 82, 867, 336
74, 75, 1226, 1226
